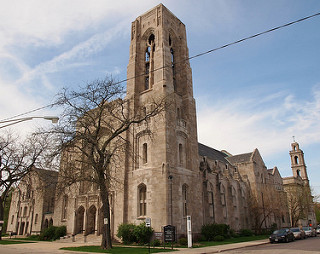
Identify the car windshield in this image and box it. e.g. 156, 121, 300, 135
291, 228, 299, 232
303, 227, 310, 231
273, 229, 286, 234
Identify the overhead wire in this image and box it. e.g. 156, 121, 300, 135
1, 11, 320, 122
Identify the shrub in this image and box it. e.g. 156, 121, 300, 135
239, 229, 253, 237
213, 235, 225, 241
55, 226, 66, 240
230, 229, 239, 238
29, 235, 40, 240
39, 226, 67, 241
40, 226, 56, 241
117, 223, 137, 244
201, 224, 215, 241
201, 223, 230, 241
179, 237, 188, 246
152, 239, 161, 246
133, 223, 154, 244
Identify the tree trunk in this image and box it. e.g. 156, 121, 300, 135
99, 184, 112, 249
0, 196, 4, 241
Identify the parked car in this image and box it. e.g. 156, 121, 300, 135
269, 228, 295, 243
302, 226, 316, 237
290, 227, 306, 240
316, 226, 320, 234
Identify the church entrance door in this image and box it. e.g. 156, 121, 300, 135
76, 206, 85, 234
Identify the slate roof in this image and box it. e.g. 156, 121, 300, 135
198, 143, 230, 164
226, 152, 253, 164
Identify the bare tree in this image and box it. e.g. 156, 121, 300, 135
50, 77, 167, 249
0, 131, 53, 240
286, 184, 313, 227
249, 184, 287, 233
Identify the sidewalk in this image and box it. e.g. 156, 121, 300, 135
0, 238, 269, 254
165, 239, 269, 253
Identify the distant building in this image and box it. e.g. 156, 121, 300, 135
6, 169, 58, 235
283, 142, 316, 227
7, 4, 315, 238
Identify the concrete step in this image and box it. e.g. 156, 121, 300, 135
56, 234, 102, 243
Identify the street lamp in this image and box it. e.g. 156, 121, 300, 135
0, 116, 59, 129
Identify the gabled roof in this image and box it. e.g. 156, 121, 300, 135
227, 152, 253, 164
198, 143, 230, 164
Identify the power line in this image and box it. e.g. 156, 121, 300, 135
2, 11, 320, 122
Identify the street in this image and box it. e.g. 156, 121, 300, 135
224, 237, 320, 254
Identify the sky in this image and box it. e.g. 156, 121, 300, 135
0, 1, 319, 194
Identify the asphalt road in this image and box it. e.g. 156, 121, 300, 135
223, 236, 320, 254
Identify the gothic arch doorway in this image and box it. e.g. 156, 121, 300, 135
44, 219, 49, 229
87, 205, 96, 234
19, 222, 25, 235
49, 218, 53, 227
76, 206, 85, 234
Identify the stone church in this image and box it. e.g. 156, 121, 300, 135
7, 4, 316, 239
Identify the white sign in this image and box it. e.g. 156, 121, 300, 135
104, 218, 108, 225
0, 220, 4, 224
146, 217, 151, 227
187, 215, 192, 248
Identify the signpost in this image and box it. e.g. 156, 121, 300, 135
164, 225, 175, 249
187, 216, 192, 248
146, 217, 151, 227
146, 218, 151, 254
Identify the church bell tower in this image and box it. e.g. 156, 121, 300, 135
124, 4, 202, 236
290, 142, 309, 184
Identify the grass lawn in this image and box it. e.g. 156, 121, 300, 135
8, 237, 43, 241
0, 239, 36, 245
196, 235, 268, 247
61, 246, 177, 253
60, 235, 268, 253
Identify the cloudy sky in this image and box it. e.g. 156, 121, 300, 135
1, 1, 320, 194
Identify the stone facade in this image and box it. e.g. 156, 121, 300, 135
6, 169, 58, 235
7, 4, 315, 238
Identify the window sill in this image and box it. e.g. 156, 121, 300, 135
140, 88, 153, 95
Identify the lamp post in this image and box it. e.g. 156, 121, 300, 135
0, 116, 59, 129
168, 175, 173, 225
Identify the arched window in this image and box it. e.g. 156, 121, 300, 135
297, 169, 301, 177
182, 184, 188, 216
177, 108, 181, 119
143, 143, 148, 164
138, 184, 147, 216
294, 156, 299, 165
26, 185, 31, 199
145, 47, 150, 90
145, 34, 155, 91
23, 206, 28, 217
208, 183, 215, 219
62, 195, 68, 220
170, 48, 176, 91
178, 143, 183, 165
